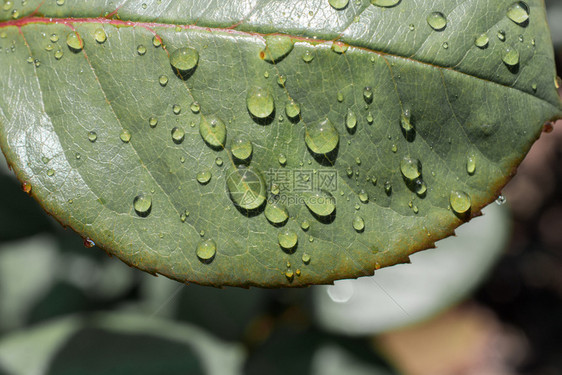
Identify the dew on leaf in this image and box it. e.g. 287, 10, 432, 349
46, 168, 55, 176
301, 220, 310, 231
133, 194, 152, 217
467, 155, 476, 175
353, 215, 365, 232
277, 75, 286, 86
231, 137, 253, 162
305, 118, 340, 155
54, 49, 63, 60
170, 47, 199, 72
302, 253, 311, 264
261, 35, 294, 63
50, 33, 59, 42
278, 230, 298, 251
66, 32, 83, 52
247, 86, 275, 119
346, 109, 357, 132
172, 104, 181, 115
265, 201, 289, 225
278, 154, 287, 166
152, 35, 162, 48
450, 190, 471, 215
502, 47, 520, 67
304, 190, 336, 217
302, 50, 314, 63
400, 157, 421, 181
88, 131, 97, 142
496, 195, 507, 205
196, 239, 216, 264
363, 87, 373, 103
507, 1, 530, 25
285, 269, 294, 281
94, 28, 106, 43
120, 129, 131, 143
415, 180, 427, 196
285, 99, 300, 119
190, 101, 200, 114
199, 115, 226, 149
196, 170, 212, 185
171, 127, 185, 144
149, 117, 158, 128
384, 181, 392, 195
497, 30, 506, 41
329, 0, 349, 10
331, 41, 348, 53
475, 33, 489, 48
427, 12, 447, 31
358, 190, 369, 203
159, 75, 168, 86
370, 0, 400, 7
226, 165, 267, 210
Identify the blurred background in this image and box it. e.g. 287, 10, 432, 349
0, 3, 561, 375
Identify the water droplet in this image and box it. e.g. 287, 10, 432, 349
278, 154, 287, 166
199, 115, 226, 149
474, 33, 489, 48
171, 127, 185, 144
363, 87, 373, 103
152, 35, 162, 48
281, 99, 301, 120
331, 41, 348, 53
120, 129, 131, 143
301, 220, 310, 231
302, 253, 311, 264
353, 215, 365, 232
231, 138, 253, 161
409, 24, 415, 31
285, 269, 294, 281
159, 75, 168, 86
11, 9, 19, 19
54, 49, 63, 60
3, 1, 13, 11
400, 108, 414, 138
196, 239, 216, 264
358, 190, 369, 203
66, 32, 83, 52
170, 47, 199, 72
190, 101, 200, 113
507, 2, 529, 25
391, 144, 397, 153
497, 30, 506, 42
278, 230, 298, 252
56, 0, 65, 5
400, 157, 421, 180
265, 201, 289, 225
261, 35, 294, 63
329, 0, 349, 10
133, 194, 152, 217
88, 131, 97, 142
45, 43, 54, 52
442, 41, 449, 49
83, 238, 95, 248
50, 33, 59, 42
277, 75, 287, 86
302, 50, 314, 63
305, 118, 339, 155
172, 104, 181, 115
384, 181, 392, 195
415, 180, 427, 196
427, 11, 447, 31
149, 117, 158, 128
94, 28, 106, 43
196, 170, 212, 184
466, 155, 476, 175
370, 0, 400, 7
226, 165, 267, 210
496, 195, 506, 206
345, 110, 357, 132
46, 168, 55, 176
449, 190, 471, 215
33, 59, 41, 67
304, 190, 336, 217
502, 47, 520, 67
247, 87, 275, 119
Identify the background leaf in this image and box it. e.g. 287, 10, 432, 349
0, 0, 560, 287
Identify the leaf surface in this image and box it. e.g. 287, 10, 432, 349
0, 0, 560, 287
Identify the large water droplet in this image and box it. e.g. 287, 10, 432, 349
285, 99, 300, 120
226, 165, 267, 210
133, 194, 152, 217
400, 157, 421, 180
427, 12, 447, 31
265, 201, 289, 225
358, 190, 369, 203
474, 33, 489, 48
261, 35, 294, 63
231, 138, 253, 162
196, 170, 212, 185
352, 215, 365, 232
247, 87, 275, 119
159, 75, 168, 86
171, 127, 185, 144
196, 239, 216, 264
304, 190, 336, 217
502, 47, 520, 67
370, 0, 400, 7
400, 108, 414, 139
199, 115, 226, 149
346, 109, 357, 132
450, 190, 471, 215
278, 229, 298, 251
88, 131, 97, 142
170, 47, 199, 72
94, 28, 107, 43
329, 0, 349, 10
507, 2, 529, 25
66, 32, 83, 52
305, 118, 340, 155
120, 129, 131, 143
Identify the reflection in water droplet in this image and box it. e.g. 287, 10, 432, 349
327, 280, 354, 303
474, 33, 489, 48
427, 12, 447, 31
196, 239, 216, 264
120, 129, 131, 143
226, 165, 267, 210
199, 115, 226, 149
285, 100, 300, 119
450, 190, 471, 215
196, 170, 212, 185
370, 0, 400, 7
94, 28, 107, 43
265, 201, 289, 225
400, 157, 421, 180
507, 2, 530, 25
329, 0, 349, 10
171, 127, 185, 144
88, 131, 97, 142
231, 138, 253, 162
304, 190, 336, 217
278, 229, 298, 251
170, 47, 199, 72
247, 87, 275, 119
353, 215, 365, 232
152, 35, 162, 47
133, 194, 152, 217
66, 32, 83, 51
305, 118, 339, 155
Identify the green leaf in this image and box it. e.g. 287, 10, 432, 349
0, 0, 560, 287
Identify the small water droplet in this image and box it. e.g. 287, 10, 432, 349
196, 170, 212, 185
226, 165, 267, 210
400, 108, 414, 138
302, 253, 311, 264
285, 99, 300, 119
442, 41, 449, 49
170, 47, 199, 72
66, 32, 83, 52
427, 12, 447, 31
278, 154, 287, 166
345, 109, 357, 132
83, 238, 95, 248
278, 230, 298, 252
391, 144, 397, 153
507, 2, 529, 25
265, 201, 289, 225
400, 157, 421, 181
329, 0, 349, 10
159, 75, 168, 86
247, 87, 275, 119
199, 115, 226, 149
190, 101, 200, 114
261, 35, 294, 63
88, 131, 97, 142
474, 33, 489, 48
467, 155, 476, 175
384, 181, 392, 195
496, 195, 507, 206
353, 215, 365, 232
196, 239, 216, 263
149, 117, 158, 128
415, 180, 427, 196
331, 41, 348, 54
358, 190, 369, 203
94, 28, 106, 43
171, 127, 185, 144
120, 129, 131, 143
363, 86, 373, 103
231, 137, 253, 162
215, 157, 223, 167
3, 0, 13, 11
305, 118, 339, 155
277, 75, 286, 86
301, 220, 310, 231
502, 47, 520, 67
409, 24, 415, 31
46, 168, 55, 176
450, 190, 471, 215
302, 50, 314, 63
54, 49, 63, 60
304, 190, 336, 217
50, 33, 59, 42
370, 0, 400, 7
133, 194, 152, 217
497, 30, 506, 42
152, 35, 162, 48
172, 104, 181, 115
